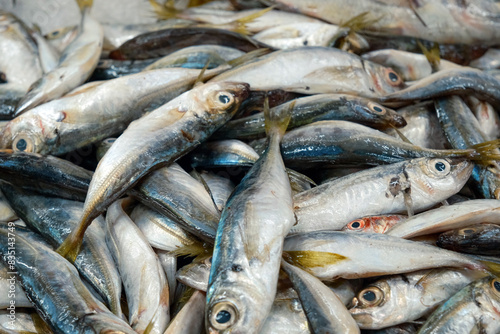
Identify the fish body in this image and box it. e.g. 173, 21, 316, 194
437, 223, 500, 255
418, 275, 500, 333
292, 157, 472, 233
206, 100, 295, 333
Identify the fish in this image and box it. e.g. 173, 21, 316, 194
210, 46, 406, 97
282, 231, 487, 280
435, 95, 500, 199
109, 27, 271, 60
206, 98, 295, 333
214, 93, 406, 141
130, 163, 220, 242
129, 202, 199, 252
15, 2, 104, 116
272, 0, 500, 46
0, 10, 43, 91
291, 157, 473, 233
281, 260, 360, 333
0, 189, 16, 222
362, 49, 462, 81
386, 199, 500, 239
57, 81, 249, 261
417, 275, 500, 333
437, 223, 500, 256
250, 120, 495, 170
349, 268, 488, 329
163, 290, 206, 334
0, 183, 123, 316
2, 65, 235, 155
0, 226, 136, 333
105, 198, 170, 334
0, 150, 92, 201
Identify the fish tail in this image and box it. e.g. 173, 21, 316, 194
478, 260, 500, 276
418, 41, 441, 72
56, 228, 84, 263
231, 6, 274, 36
149, 0, 178, 20
170, 241, 212, 261
468, 139, 500, 163
265, 98, 294, 139
76, 0, 93, 11
227, 48, 270, 68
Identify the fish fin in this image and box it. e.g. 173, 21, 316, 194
30, 311, 53, 334
478, 260, 500, 276
149, 0, 179, 20
230, 6, 275, 36
76, 0, 93, 11
413, 268, 444, 289
226, 48, 270, 68
193, 60, 211, 87
330, 11, 383, 48
170, 241, 212, 261
56, 217, 88, 262
191, 168, 221, 214
282, 250, 348, 271
390, 124, 414, 145
468, 139, 500, 164
264, 97, 293, 139
418, 41, 441, 72
286, 168, 317, 187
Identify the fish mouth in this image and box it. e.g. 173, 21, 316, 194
230, 82, 251, 102
392, 113, 407, 128
451, 159, 474, 180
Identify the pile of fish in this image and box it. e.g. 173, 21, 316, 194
3, 0, 500, 333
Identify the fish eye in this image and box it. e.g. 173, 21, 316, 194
491, 278, 500, 295
357, 287, 384, 307
384, 68, 403, 87
216, 92, 234, 106
428, 158, 451, 176
12, 134, 38, 153
204, 257, 212, 266
347, 219, 365, 231
460, 228, 475, 236
210, 301, 238, 330
368, 102, 386, 115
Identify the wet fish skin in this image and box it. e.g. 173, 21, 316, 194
0, 226, 136, 334
130, 202, 198, 252
381, 69, 500, 110
15, 8, 103, 116
0, 150, 92, 202
59, 81, 249, 260
435, 95, 500, 199
349, 269, 488, 329
190, 139, 260, 168
386, 199, 500, 239
131, 163, 220, 243
176, 256, 212, 292
282, 231, 486, 280
418, 275, 500, 334
210, 46, 406, 97
206, 99, 294, 333
2, 66, 221, 156
437, 223, 500, 256
251, 120, 478, 170
215, 94, 406, 141
105, 199, 170, 334
163, 290, 206, 334
109, 27, 271, 60
281, 260, 360, 333
0, 183, 123, 317
0, 10, 43, 91
291, 157, 472, 233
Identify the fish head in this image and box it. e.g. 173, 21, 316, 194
478, 276, 500, 313
343, 215, 405, 234
348, 97, 407, 129
195, 81, 251, 119
176, 256, 212, 291
365, 62, 406, 95
349, 281, 401, 329
206, 270, 269, 334
0, 113, 54, 154
410, 158, 473, 201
